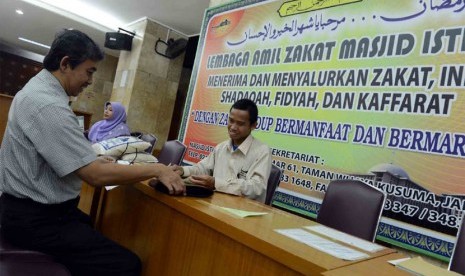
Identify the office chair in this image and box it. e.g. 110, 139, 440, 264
0, 252, 71, 276
130, 131, 143, 138
157, 140, 187, 165
0, 227, 71, 276
449, 213, 465, 274
265, 164, 282, 205
316, 179, 386, 242
140, 133, 158, 154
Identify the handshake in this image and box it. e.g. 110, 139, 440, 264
149, 164, 215, 197
168, 164, 215, 190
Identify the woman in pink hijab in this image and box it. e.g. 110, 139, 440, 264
88, 102, 131, 143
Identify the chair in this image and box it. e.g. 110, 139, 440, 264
130, 131, 143, 138
265, 164, 282, 205
140, 133, 157, 154
157, 140, 187, 165
0, 256, 71, 276
449, 213, 465, 274
0, 229, 71, 276
316, 179, 386, 242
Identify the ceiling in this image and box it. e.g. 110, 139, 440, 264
0, 0, 211, 57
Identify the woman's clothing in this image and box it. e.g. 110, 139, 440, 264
88, 121, 130, 143
88, 102, 130, 143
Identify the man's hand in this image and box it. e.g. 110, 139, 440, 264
170, 165, 184, 176
189, 175, 215, 189
157, 165, 186, 195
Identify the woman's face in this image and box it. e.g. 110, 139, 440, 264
103, 104, 113, 119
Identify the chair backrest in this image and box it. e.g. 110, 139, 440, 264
157, 140, 187, 165
130, 131, 143, 138
265, 164, 282, 205
316, 179, 386, 242
140, 133, 158, 154
449, 213, 465, 274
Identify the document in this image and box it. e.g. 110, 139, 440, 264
275, 228, 369, 261
219, 207, 268, 218
395, 257, 461, 276
305, 225, 385, 252
387, 257, 411, 266
195, 201, 268, 218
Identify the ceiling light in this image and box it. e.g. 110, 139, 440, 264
18, 37, 51, 49
24, 0, 123, 31
16, 9, 24, 15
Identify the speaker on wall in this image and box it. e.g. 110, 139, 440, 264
104, 32, 133, 51
154, 38, 188, 59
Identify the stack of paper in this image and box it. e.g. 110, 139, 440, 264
395, 257, 461, 276
219, 206, 268, 218
275, 228, 369, 261
305, 225, 385, 252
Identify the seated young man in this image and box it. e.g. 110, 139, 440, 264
174, 99, 272, 202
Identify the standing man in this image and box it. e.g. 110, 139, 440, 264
175, 99, 272, 202
0, 29, 185, 276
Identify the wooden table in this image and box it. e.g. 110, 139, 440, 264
95, 182, 396, 275
322, 253, 411, 276
0, 93, 13, 146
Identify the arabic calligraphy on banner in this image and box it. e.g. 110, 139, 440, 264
180, 0, 465, 261
278, 0, 362, 17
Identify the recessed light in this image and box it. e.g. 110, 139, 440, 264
18, 37, 51, 49
27, 0, 122, 31
15, 9, 24, 15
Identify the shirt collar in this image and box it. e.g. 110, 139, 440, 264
228, 134, 254, 155
37, 69, 70, 104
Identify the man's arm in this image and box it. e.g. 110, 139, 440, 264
181, 150, 216, 177
75, 159, 185, 195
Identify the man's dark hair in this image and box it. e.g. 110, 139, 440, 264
43, 29, 104, 71
230, 99, 258, 124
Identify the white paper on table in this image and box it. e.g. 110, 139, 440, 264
105, 185, 118, 191
388, 257, 411, 266
275, 228, 369, 261
305, 225, 385, 253
219, 207, 268, 218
